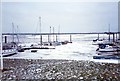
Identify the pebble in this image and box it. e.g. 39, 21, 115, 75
80, 77, 83, 79
1, 59, 120, 80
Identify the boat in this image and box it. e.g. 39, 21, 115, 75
31, 50, 37, 52
97, 52, 120, 56
61, 40, 70, 45
96, 44, 120, 53
2, 43, 18, 57
92, 39, 104, 45
2, 48, 17, 57
30, 44, 55, 49
2, 23, 20, 56
93, 55, 120, 59
94, 42, 120, 59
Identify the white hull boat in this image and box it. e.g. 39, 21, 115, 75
92, 39, 104, 45
30, 44, 55, 49
2, 48, 17, 57
97, 45, 120, 52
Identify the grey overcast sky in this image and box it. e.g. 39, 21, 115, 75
2, 2, 118, 33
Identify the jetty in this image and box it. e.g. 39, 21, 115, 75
2, 32, 120, 43
2, 32, 120, 35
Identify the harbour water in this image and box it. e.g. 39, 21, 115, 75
3, 34, 120, 63
1, 34, 120, 80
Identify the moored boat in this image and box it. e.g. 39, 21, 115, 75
2, 43, 18, 57
2, 48, 17, 57
94, 43, 120, 59
93, 55, 120, 59
96, 44, 120, 53
92, 39, 104, 45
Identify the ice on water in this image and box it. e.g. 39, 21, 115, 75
4, 34, 120, 63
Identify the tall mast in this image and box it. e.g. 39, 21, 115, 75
49, 26, 51, 42
108, 24, 110, 42
12, 22, 15, 43
53, 27, 54, 42
0, 1, 3, 71
58, 25, 60, 34
16, 25, 20, 43
58, 24, 60, 42
39, 17, 41, 34
39, 17, 42, 46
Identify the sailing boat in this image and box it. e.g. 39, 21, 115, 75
48, 26, 61, 46
30, 17, 55, 51
2, 23, 18, 56
93, 24, 120, 59
2, 42, 18, 57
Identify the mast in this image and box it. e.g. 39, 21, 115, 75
39, 17, 42, 46
58, 25, 60, 42
53, 27, 54, 42
49, 26, 51, 42
108, 24, 110, 42
12, 22, 15, 43
16, 25, 20, 43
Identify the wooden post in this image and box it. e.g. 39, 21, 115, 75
98, 34, 99, 40
48, 35, 49, 42
5, 36, 7, 43
116, 33, 117, 42
53, 27, 54, 42
49, 26, 51, 43
113, 34, 115, 42
70, 35, 72, 42
108, 33, 110, 42
56, 35, 57, 42
40, 35, 42, 46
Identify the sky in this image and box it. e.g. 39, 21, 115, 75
2, 2, 118, 33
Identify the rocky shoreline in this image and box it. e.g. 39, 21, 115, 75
1, 59, 120, 80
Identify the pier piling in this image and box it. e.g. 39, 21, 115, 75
40, 35, 42, 46
116, 33, 117, 41
108, 33, 110, 42
70, 35, 72, 42
5, 36, 7, 43
98, 34, 99, 40
56, 35, 58, 42
48, 35, 49, 42
113, 34, 115, 42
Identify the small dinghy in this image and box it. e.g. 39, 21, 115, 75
31, 50, 37, 52
92, 39, 104, 45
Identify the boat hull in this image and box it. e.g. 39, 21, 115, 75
2, 49, 17, 57
93, 55, 120, 59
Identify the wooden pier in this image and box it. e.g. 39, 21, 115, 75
2, 32, 120, 43
2, 32, 120, 35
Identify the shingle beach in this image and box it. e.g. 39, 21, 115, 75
1, 59, 120, 80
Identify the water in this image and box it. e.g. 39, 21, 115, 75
3, 34, 120, 63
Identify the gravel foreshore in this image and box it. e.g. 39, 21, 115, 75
1, 59, 120, 80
